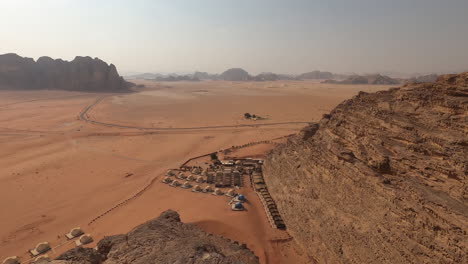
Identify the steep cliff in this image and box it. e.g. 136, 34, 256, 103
0, 53, 131, 92
48, 210, 259, 264
264, 73, 468, 263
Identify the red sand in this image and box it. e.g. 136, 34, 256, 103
0, 81, 393, 263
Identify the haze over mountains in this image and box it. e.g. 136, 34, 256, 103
125, 68, 444, 85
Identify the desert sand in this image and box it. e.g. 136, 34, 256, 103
0, 80, 394, 263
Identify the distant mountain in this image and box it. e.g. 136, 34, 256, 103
323, 74, 400, 85
253, 72, 279, 81
0, 53, 132, 92
408, 74, 438, 83
193, 71, 219, 80
124, 72, 165, 80
220, 68, 251, 81
155, 75, 200, 82
297, 71, 335, 80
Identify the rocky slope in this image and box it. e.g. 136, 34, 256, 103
0, 53, 131, 92
264, 73, 467, 263
47, 210, 258, 264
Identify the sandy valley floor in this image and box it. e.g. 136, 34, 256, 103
0, 80, 394, 263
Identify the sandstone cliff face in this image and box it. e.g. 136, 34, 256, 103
264, 73, 467, 263
0, 53, 131, 92
48, 210, 258, 264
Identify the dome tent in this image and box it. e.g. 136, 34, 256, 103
162, 176, 172, 184
203, 185, 213, 193
231, 202, 244, 211
225, 189, 236, 197
2, 256, 19, 264
65, 227, 84, 239
212, 188, 223, 196
170, 179, 181, 187
192, 185, 202, 192
181, 181, 192, 189
76, 234, 93, 246
29, 242, 51, 256
196, 176, 204, 183
187, 175, 195, 181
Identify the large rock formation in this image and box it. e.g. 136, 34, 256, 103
0, 53, 131, 92
323, 74, 400, 85
264, 73, 467, 263
297, 71, 334, 80
48, 210, 258, 264
220, 68, 251, 81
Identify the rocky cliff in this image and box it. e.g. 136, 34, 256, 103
0, 53, 132, 92
264, 73, 467, 263
47, 210, 258, 264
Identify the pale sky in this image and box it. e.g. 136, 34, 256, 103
1, 0, 467, 75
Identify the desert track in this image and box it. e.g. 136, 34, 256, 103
79, 96, 310, 131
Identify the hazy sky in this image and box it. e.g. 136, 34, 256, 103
1, 0, 468, 75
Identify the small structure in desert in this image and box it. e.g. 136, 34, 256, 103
192, 185, 202, 192
186, 174, 195, 181
76, 234, 93, 246
213, 188, 223, 196
169, 180, 181, 187
29, 242, 51, 256
181, 181, 191, 189
65, 227, 84, 239
2, 256, 19, 264
196, 176, 204, 183
192, 167, 201, 174
165, 170, 175, 176
176, 172, 187, 179
234, 194, 246, 203
203, 185, 213, 193
162, 176, 172, 184
225, 189, 236, 197
231, 202, 244, 211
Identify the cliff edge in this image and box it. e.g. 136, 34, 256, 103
264, 73, 467, 263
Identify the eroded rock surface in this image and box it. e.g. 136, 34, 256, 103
264, 73, 468, 263
48, 210, 258, 264
0, 53, 131, 92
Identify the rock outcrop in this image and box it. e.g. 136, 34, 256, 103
323, 74, 400, 85
48, 210, 258, 264
0, 53, 132, 92
297, 71, 335, 80
264, 73, 467, 263
220, 68, 251, 81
